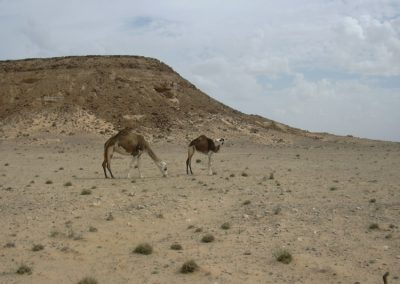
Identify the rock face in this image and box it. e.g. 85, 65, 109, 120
0, 55, 299, 141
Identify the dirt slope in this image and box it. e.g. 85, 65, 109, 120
0, 55, 302, 143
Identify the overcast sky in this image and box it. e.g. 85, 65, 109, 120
1, 1, 399, 141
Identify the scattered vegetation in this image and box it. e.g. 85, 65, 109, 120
369, 198, 376, 203
241, 172, 248, 177
4, 242, 15, 248
16, 264, 32, 275
64, 181, 72, 187
242, 200, 251, 205
77, 277, 98, 284
274, 206, 282, 215
329, 186, 338, 191
67, 229, 83, 240
201, 234, 215, 243
88, 226, 98, 232
170, 243, 183, 250
196, 159, 201, 163
194, 227, 203, 233
81, 189, 92, 195
32, 244, 44, 251
45, 180, 53, 184
269, 173, 274, 180
229, 173, 235, 177
221, 222, 231, 230
180, 260, 199, 274
273, 249, 293, 264
106, 212, 114, 221
369, 223, 380, 230
133, 243, 153, 255
50, 230, 62, 238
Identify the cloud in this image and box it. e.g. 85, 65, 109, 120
0, 0, 399, 141
331, 15, 400, 76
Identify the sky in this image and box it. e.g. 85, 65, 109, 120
0, 1, 399, 141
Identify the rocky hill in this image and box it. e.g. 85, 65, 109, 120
0, 55, 306, 142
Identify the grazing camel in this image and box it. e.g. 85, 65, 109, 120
186, 135, 225, 175
102, 128, 167, 178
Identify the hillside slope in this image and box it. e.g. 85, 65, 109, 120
0, 55, 306, 142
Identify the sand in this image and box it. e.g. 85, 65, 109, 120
0, 134, 399, 284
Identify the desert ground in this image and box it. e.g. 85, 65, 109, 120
0, 133, 399, 284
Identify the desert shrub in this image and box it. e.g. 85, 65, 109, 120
16, 264, 32, 275
201, 234, 215, 243
77, 277, 98, 284
81, 189, 92, 195
89, 226, 98, 232
170, 243, 183, 250
274, 206, 282, 215
32, 244, 44, 251
369, 223, 379, 230
180, 260, 199, 273
133, 243, 153, 255
4, 242, 15, 248
242, 200, 251, 205
273, 249, 292, 264
50, 230, 62, 238
221, 222, 231, 230
105, 212, 114, 221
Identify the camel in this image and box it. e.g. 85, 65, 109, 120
102, 128, 167, 179
186, 135, 225, 175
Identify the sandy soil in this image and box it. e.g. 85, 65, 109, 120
0, 134, 399, 284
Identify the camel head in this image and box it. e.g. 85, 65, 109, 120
215, 138, 225, 146
158, 161, 168, 177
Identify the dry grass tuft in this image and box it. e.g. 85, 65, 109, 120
201, 234, 215, 243
32, 244, 44, 251
77, 277, 98, 284
16, 264, 32, 275
221, 222, 231, 230
170, 243, 183, 250
180, 260, 199, 273
273, 249, 292, 264
133, 243, 153, 255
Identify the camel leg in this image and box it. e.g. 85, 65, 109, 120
137, 151, 144, 178
102, 160, 108, 178
106, 147, 115, 179
208, 152, 213, 175
186, 146, 195, 175
127, 155, 137, 179
103, 145, 115, 178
